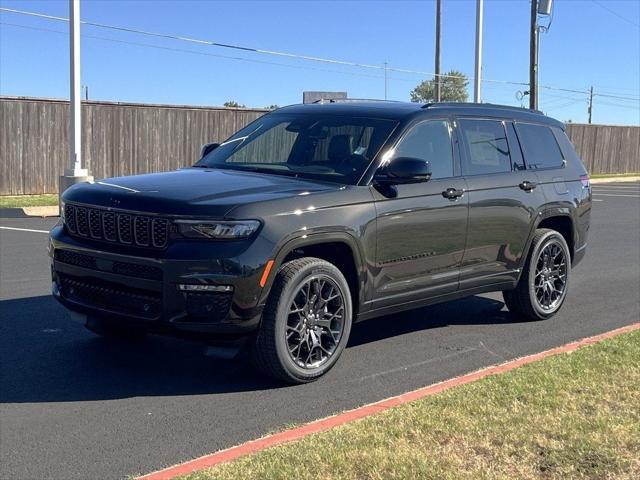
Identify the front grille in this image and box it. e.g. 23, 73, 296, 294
64, 203, 169, 249
58, 273, 161, 319
55, 249, 163, 281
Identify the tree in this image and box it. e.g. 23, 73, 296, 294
223, 101, 246, 108
410, 70, 469, 103
265, 104, 279, 110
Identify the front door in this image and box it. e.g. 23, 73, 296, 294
371, 118, 468, 309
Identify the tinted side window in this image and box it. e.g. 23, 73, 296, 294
516, 123, 565, 169
458, 119, 512, 175
506, 123, 526, 170
394, 120, 454, 179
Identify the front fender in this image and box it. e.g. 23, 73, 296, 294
257, 230, 368, 308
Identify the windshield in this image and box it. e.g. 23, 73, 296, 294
195, 113, 398, 184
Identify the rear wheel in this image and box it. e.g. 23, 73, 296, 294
252, 257, 353, 384
503, 228, 571, 321
85, 317, 146, 341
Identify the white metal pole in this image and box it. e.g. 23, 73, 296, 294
474, 0, 483, 103
67, 0, 85, 176
384, 62, 388, 100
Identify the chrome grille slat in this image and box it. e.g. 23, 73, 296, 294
63, 203, 169, 249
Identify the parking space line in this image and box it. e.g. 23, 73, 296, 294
592, 194, 640, 198
0, 226, 49, 233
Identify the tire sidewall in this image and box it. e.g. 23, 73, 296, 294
527, 231, 571, 318
273, 262, 352, 381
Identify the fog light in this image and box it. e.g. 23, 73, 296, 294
177, 284, 233, 292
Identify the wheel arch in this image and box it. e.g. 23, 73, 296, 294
535, 211, 575, 261
260, 232, 366, 316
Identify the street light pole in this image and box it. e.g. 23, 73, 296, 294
60, 0, 92, 209
384, 62, 388, 100
434, 0, 442, 102
68, 0, 83, 177
474, 0, 483, 103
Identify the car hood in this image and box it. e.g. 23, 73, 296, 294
62, 168, 343, 217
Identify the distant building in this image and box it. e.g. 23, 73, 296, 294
303, 91, 347, 104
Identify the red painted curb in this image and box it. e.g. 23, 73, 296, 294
138, 322, 640, 480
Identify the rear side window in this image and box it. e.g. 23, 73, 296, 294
516, 123, 565, 169
458, 119, 512, 175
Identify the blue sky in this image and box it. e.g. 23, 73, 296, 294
1, 0, 639, 125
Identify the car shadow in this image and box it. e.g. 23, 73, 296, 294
1, 293, 513, 404
348, 295, 513, 348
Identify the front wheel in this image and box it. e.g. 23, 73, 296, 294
252, 257, 353, 384
503, 228, 571, 321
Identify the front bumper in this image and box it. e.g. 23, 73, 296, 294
49, 224, 267, 338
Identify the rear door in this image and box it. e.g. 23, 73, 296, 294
371, 118, 468, 308
456, 117, 545, 289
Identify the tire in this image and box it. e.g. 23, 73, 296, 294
85, 316, 146, 341
503, 228, 571, 321
252, 257, 353, 384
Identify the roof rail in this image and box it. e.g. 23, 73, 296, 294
313, 98, 402, 104
422, 102, 542, 114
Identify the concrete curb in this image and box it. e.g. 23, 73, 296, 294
0, 206, 59, 218
590, 176, 640, 184
137, 322, 640, 480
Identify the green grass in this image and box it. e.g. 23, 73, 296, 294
590, 173, 639, 179
0, 194, 58, 208
181, 329, 640, 480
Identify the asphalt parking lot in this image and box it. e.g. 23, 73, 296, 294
1, 182, 639, 480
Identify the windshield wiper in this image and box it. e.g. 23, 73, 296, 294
233, 166, 300, 178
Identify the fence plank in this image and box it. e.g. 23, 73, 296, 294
1, 97, 638, 195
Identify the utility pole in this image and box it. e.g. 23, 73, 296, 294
588, 86, 593, 124
434, 0, 442, 102
59, 0, 92, 210
474, 0, 483, 103
529, 0, 538, 110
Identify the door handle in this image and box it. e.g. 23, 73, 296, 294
442, 187, 464, 200
519, 180, 537, 192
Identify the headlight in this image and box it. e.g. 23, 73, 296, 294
176, 220, 261, 240
59, 199, 65, 222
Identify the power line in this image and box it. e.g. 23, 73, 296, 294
593, 92, 640, 102
0, 22, 394, 82
0, 6, 600, 95
590, 0, 640, 29
0, 7, 449, 78
595, 100, 640, 110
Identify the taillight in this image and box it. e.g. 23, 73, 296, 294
580, 174, 590, 187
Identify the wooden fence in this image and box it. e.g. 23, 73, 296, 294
0, 97, 266, 195
565, 123, 640, 175
1, 97, 639, 195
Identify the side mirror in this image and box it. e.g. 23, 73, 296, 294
200, 142, 220, 158
375, 157, 432, 185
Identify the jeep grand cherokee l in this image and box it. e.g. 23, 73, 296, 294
50, 101, 592, 383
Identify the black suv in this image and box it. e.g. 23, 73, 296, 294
50, 101, 592, 383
